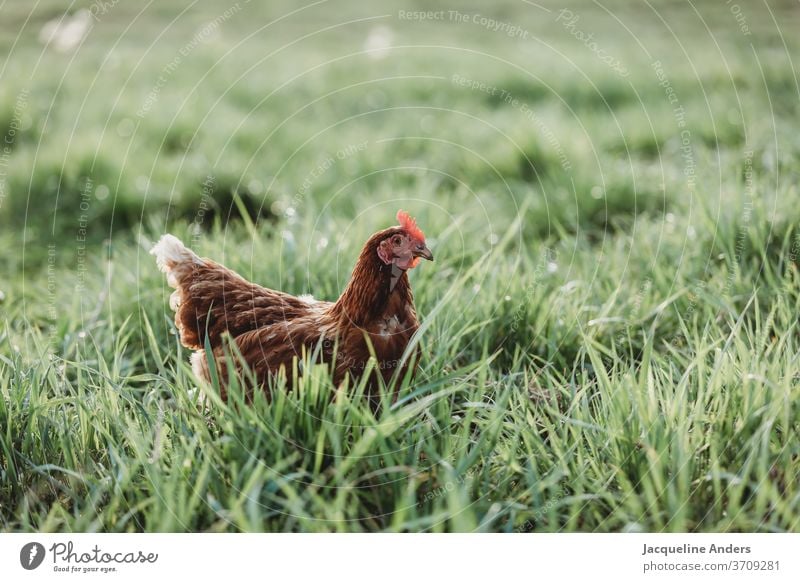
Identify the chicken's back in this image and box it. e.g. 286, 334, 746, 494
151, 234, 317, 351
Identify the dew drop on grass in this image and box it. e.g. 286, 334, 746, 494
364, 26, 392, 60
282, 230, 296, 252
116, 118, 134, 137
248, 179, 263, 195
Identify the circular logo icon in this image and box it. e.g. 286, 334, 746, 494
20, 542, 46, 570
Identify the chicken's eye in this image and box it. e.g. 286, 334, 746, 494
392, 236, 402, 246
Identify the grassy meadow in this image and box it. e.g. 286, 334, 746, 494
1, 0, 799, 532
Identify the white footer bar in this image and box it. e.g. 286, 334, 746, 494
1, 533, 797, 581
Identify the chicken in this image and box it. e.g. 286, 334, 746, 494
151, 210, 434, 401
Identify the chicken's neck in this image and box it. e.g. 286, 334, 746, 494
331, 255, 414, 326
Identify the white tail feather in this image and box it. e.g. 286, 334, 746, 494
151, 235, 202, 302
150, 234, 200, 274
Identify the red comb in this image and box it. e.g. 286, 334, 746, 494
396, 210, 425, 241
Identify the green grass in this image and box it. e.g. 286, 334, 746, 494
1, 0, 799, 531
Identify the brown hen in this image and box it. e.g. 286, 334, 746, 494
151, 211, 433, 401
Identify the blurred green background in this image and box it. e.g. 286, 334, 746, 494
2, 0, 797, 252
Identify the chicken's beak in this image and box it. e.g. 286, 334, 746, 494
413, 244, 434, 261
